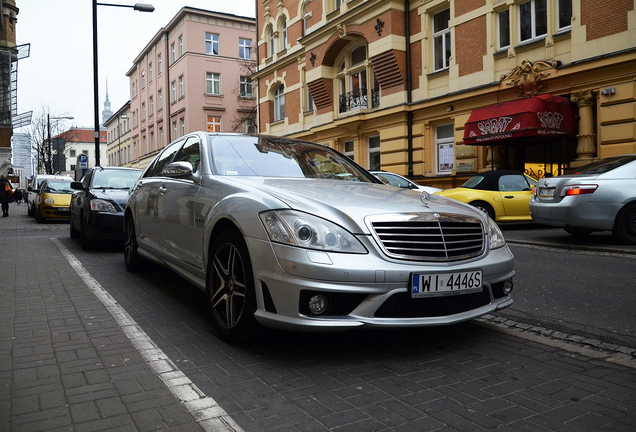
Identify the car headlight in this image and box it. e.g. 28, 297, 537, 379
44, 198, 54, 204
90, 199, 117, 213
260, 210, 367, 253
487, 217, 506, 250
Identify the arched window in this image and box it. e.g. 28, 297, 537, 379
268, 26, 275, 57
274, 85, 285, 121
336, 43, 379, 114
280, 18, 288, 51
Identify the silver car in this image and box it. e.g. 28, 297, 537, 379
370, 171, 442, 193
124, 133, 515, 342
530, 154, 636, 244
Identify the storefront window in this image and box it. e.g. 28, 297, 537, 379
436, 124, 454, 174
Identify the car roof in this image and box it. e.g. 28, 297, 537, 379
465, 170, 527, 191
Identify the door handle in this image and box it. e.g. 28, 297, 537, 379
504, 195, 514, 199
159, 186, 167, 195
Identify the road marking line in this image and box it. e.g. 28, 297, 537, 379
51, 238, 244, 432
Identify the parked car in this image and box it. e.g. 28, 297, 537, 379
434, 170, 538, 222
370, 170, 442, 193
124, 133, 515, 342
32, 178, 74, 223
530, 154, 636, 244
27, 174, 73, 217
70, 166, 143, 249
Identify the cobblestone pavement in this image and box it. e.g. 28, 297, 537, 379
2, 203, 635, 431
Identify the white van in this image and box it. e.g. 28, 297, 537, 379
27, 174, 73, 217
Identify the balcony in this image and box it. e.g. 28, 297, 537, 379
339, 88, 380, 114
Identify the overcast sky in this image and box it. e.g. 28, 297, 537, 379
16, 0, 256, 132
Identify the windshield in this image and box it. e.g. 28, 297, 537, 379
566, 155, 636, 175
211, 135, 374, 182
44, 181, 74, 194
92, 169, 142, 189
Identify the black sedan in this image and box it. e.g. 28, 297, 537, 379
70, 166, 142, 249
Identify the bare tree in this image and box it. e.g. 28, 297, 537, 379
229, 58, 258, 134
27, 107, 74, 174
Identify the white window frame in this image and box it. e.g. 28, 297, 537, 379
171, 81, 176, 102
158, 89, 162, 110
179, 75, 184, 98
207, 115, 222, 132
149, 63, 153, 83
433, 8, 451, 72
171, 43, 175, 63
368, 135, 381, 170
239, 38, 251, 59
435, 123, 454, 174
179, 35, 183, 56
240, 76, 252, 98
518, 0, 547, 43
280, 18, 287, 51
207, 73, 221, 95
206, 33, 219, 56
274, 85, 285, 122
172, 121, 177, 139
158, 54, 162, 74
268, 27, 275, 57
149, 96, 153, 116
180, 117, 185, 137
344, 140, 354, 160
557, 0, 572, 32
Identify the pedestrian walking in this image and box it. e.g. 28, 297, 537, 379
0, 175, 13, 217
13, 188, 23, 205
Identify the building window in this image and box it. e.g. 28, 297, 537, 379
274, 85, 285, 122
557, 0, 572, 31
172, 121, 177, 139
240, 76, 252, 98
207, 73, 221, 95
436, 124, 454, 174
70, 150, 76, 157
179, 75, 184, 98
280, 18, 287, 51
207, 115, 221, 132
171, 81, 176, 102
141, 71, 145, 89
180, 117, 185, 137
206, 33, 219, 55
158, 54, 162, 74
344, 140, 354, 161
498, 9, 510, 50
171, 43, 176, 63
307, 86, 314, 112
178, 35, 183, 56
268, 27, 275, 57
239, 38, 251, 59
334, 0, 342, 11
368, 136, 380, 170
132, 82, 136, 98
142, 135, 147, 155
433, 8, 451, 71
336, 43, 379, 113
302, 4, 308, 36
519, 0, 547, 43
159, 127, 163, 148
158, 89, 162, 109
149, 63, 153, 82
141, 102, 146, 120
149, 96, 154, 116
239, 118, 255, 134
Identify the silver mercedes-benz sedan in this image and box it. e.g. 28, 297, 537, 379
124, 133, 515, 342
530, 154, 636, 244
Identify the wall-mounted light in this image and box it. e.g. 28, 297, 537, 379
600, 87, 616, 96
447, 105, 453, 112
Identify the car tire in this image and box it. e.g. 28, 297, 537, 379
206, 230, 258, 343
564, 226, 593, 237
27, 203, 34, 217
470, 201, 495, 220
70, 216, 81, 239
124, 215, 144, 272
612, 203, 636, 245
35, 207, 44, 223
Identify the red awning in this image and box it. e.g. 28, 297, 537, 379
463, 94, 577, 145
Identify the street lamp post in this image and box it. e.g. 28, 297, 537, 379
47, 114, 74, 174
93, 2, 154, 168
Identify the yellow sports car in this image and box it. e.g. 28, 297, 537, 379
33, 179, 74, 223
435, 170, 538, 222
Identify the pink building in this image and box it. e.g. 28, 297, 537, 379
125, 7, 256, 168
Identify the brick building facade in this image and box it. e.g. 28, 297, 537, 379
252, 0, 636, 188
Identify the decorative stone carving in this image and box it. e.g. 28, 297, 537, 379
337, 22, 346, 38
571, 90, 597, 164
375, 19, 385, 37
500, 58, 559, 98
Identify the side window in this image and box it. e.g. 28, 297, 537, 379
82, 171, 93, 189
174, 137, 201, 173
150, 141, 183, 177
499, 175, 529, 192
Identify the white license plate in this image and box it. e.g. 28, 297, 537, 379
538, 188, 555, 197
57, 207, 69, 212
411, 270, 482, 298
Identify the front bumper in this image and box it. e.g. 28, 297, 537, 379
40, 206, 70, 219
246, 236, 515, 332
84, 212, 125, 241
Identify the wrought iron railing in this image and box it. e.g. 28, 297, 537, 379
339, 89, 380, 113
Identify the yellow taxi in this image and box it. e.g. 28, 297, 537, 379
33, 178, 74, 223
434, 170, 538, 222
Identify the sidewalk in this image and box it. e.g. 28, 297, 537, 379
2, 203, 635, 432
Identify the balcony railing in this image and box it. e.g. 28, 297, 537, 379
339, 88, 380, 113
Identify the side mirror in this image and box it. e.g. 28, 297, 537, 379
162, 161, 193, 178
71, 181, 84, 190
27, 186, 33, 192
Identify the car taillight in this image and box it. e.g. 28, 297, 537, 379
559, 184, 598, 198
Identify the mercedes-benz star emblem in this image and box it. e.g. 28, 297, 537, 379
420, 190, 431, 208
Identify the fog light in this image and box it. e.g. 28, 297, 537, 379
503, 279, 514, 294
309, 295, 328, 315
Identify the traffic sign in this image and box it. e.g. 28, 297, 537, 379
77, 154, 89, 169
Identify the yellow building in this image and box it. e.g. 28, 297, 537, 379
252, 0, 636, 188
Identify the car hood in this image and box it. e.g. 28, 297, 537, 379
90, 189, 130, 206
231, 178, 485, 234
43, 193, 72, 205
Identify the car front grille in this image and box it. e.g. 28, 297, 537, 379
367, 213, 485, 262
374, 289, 491, 318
